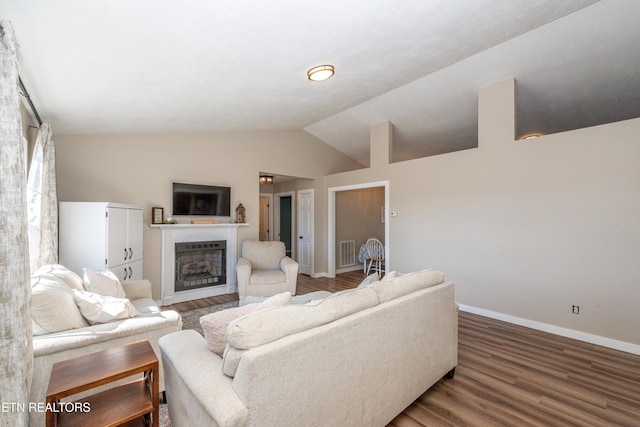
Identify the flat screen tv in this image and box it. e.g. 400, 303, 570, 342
172, 182, 231, 216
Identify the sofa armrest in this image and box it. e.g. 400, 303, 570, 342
280, 256, 299, 295
280, 256, 298, 278
236, 257, 252, 296
122, 279, 153, 300
159, 330, 248, 426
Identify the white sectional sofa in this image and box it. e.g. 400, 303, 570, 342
29, 265, 182, 427
159, 269, 458, 427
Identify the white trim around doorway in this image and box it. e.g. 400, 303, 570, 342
327, 181, 390, 278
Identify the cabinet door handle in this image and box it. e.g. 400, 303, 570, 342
124, 268, 128, 280
128, 266, 133, 279
128, 248, 133, 260
124, 249, 128, 261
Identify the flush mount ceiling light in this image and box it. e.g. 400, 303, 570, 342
259, 175, 274, 184
307, 65, 334, 82
520, 133, 543, 140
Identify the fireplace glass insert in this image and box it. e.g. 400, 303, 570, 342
175, 240, 226, 292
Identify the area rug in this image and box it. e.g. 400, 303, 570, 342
159, 300, 239, 427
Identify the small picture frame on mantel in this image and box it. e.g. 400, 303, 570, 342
152, 207, 164, 224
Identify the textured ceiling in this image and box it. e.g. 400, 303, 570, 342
305, 0, 640, 164
2, 0, 638, 166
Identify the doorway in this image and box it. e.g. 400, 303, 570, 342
258, 173, 314, 272
274, 193, 294, 257
327, 181, 390, 278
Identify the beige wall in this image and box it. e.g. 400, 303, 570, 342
55, 130, 361, 299
324, 80, 640, 347
53, 80, 640, 348
335, 187, 385, 270
273, 178, 315, 194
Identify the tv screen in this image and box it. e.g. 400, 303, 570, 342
172, 183, 231, 216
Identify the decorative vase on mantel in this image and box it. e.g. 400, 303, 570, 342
235, 204, 246, 224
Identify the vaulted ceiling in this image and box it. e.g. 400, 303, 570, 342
3, 0, 639, 166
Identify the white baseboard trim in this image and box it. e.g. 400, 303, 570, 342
311, 272, 330, 278
458, 304, 640, 356
336, 265, 363, 274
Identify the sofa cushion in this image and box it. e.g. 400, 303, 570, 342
226, 287, 378, 350
241, 241, 285, 269
83, 268, 126, 298
33, 310, 183, 357
370, 269, 444, 303
221, 344, 245, 377
381, 271, 401, 282
31, 275, 89, 335
33, 264, 85, 291
249, 269, 286, 284
73, 290, 140, 325
200, 292, 291, 356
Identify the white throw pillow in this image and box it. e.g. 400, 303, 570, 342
31, 275, 88, 335
33, 264, 85, 291
357, 272, 379, 288
200, 291, 291, 356
83, 268, 126, 298
73, 290, 139, 325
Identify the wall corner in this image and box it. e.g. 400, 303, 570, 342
478, 79, 516, 148
370, 121, 392, 169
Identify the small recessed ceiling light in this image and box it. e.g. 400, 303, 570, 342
521, 134, 542, 140
307, 65, 334, 82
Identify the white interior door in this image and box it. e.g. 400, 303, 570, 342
259, 195, 272, 241
297, 189, 314, 275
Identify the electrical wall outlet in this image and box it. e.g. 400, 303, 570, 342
572, 305, 580, 314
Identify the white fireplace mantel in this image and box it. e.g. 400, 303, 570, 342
150, 223, 249, 305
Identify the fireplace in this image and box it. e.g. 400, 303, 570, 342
153, 222, 245, 305
174, 240, 226, 292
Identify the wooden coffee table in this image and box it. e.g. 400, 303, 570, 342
46, 339, 159, 427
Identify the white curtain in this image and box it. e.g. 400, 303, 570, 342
27, 122, 59, 273
0, 20, 33, 426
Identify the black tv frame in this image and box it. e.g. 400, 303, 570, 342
172, 182, 231, 217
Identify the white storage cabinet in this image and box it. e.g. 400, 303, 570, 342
59, 202, 144, 281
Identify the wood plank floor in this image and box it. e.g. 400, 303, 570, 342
162, 270, 364, 312
163, 272, 640, 426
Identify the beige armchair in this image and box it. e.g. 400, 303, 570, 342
236, 240, 298, 297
